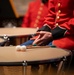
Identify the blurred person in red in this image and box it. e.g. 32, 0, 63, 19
21, 0, 48, 28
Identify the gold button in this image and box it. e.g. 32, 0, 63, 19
37, 16, 40, 19
35, 19, 39, 23
55, 23, 59, 26
38, 11, 42, 14
34, 24, 37, 27
57, 16, 60, 19
58, 3, 61, 7
58, 10, 61, 13
39, 7, 43, 10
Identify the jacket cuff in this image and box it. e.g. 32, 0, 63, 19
37, 24, 51, 32
51, 26, 67, 39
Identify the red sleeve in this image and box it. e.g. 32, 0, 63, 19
44, 0, 56, 29
21, 3, 32, 27
60, 2, 74, 36
60, 18, 74, 36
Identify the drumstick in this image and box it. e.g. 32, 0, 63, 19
26, 45, 50, 49
16, 45, 50, 52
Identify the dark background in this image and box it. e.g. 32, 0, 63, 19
0, 0, 32, 27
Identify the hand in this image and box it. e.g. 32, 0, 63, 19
30, 27, 39, 40
30, 35, 39, 40
32, 31, 53, 46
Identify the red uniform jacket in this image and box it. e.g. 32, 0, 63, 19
44, 0, 74, 50
22, 0, 48, 28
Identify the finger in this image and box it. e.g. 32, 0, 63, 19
37, 41, 44, 46
36, 31, 51, 35
32, 37, 44, 45
32, 35, 41, 45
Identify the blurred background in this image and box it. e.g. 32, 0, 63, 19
0, 0, 33, 27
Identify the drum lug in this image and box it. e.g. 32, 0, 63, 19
63, 56, 67, 61
22, 61, 27, 66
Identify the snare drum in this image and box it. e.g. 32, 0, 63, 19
0, 46, 70, 75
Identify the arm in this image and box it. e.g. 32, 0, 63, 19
32, 0, 74, 45
51, 0, 74, 39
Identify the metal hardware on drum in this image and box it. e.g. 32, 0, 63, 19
3, 34, 8, 40
57, 50, 71, 75
3, 34, 10, 46
22, 61, 27, 75
63, 50, 74, 74
22, 61, 27, 66
0, 38, 9, 46
2, 34, 9, 41
62, 56, 67, 62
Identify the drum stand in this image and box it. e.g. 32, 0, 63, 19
23, 66, 27, 75
22, 61, 27, 75
57, 56, 67, 75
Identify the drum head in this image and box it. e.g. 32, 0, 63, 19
0, 46, 70, 63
